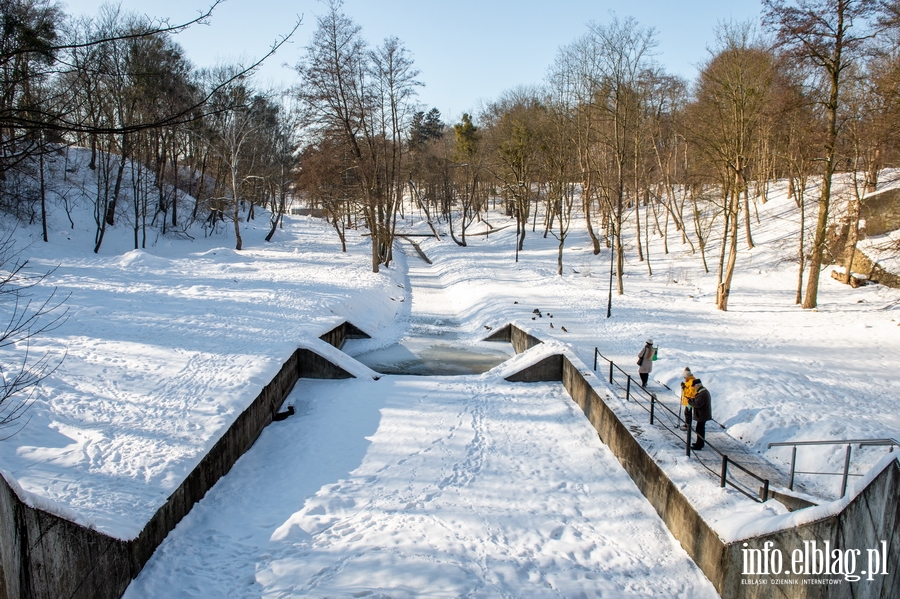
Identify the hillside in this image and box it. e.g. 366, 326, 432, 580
0, 147, 897, 589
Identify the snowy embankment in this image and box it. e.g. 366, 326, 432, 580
0, 223, 404, 538
0, 149, 407, 538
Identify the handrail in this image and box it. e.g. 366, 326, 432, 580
767, 438, 898, 497
593, 348, 771, 503
768, 439, 900, 448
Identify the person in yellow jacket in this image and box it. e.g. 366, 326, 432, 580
680, 367, 696, 431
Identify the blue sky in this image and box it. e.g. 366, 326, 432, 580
63, 0, 765, 121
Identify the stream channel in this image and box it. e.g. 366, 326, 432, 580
345, 323, 514, 375
344, 239, 514, 375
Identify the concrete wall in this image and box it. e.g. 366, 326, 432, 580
558, 354, 898, 598
860, 189, 900, 238
318, 321, 371, 350
505, 355, 563, 382
849, 249, 900, 290
720, 459, 900, 599
0, 323, 358, 599
484, 324, 543, 354
500, 324, 898, 599
558, 356, 730, 590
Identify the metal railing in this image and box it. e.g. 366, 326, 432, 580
767, 438, 900, 498
594, 348, 771, 503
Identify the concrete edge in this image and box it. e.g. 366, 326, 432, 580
318, 321, 371, 350
483, 322, 543, 354
0, 322, 357, 599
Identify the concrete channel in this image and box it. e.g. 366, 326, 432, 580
2, 319, 896, 599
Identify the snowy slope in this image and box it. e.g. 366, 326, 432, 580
0, 148, 407, 537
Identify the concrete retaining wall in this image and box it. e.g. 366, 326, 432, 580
318, 321, 371, 350
501, 324, 898, 598
849, 248, 900, 289
558, 356, 730, 589
484, 324, 542, 354
719, 459, 900, 599
0, 322, 362, 599
506, 355, 563, 382
560, 352, 898, 598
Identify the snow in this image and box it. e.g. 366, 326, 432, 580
123, 375, 718, 598
1, 147, 899, 595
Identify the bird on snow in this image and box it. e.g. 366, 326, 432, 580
550, 322, 554, 328
561, 326, 568, 333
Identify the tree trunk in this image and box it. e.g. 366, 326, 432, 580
803, 62, 841, 310
105, 134, 128, 226
717, 207, 739, 311
715, 187, 731, 305
644, 200, 652, 276
583, 181, 601, 254
39, 149, 48, 242
231, 167, 243, 251
634, 189, 644, 262
866, 147, 880, 193
743, 183, 755, 249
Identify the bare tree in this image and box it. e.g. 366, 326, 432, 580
687, 23, 776, 310
588, 16, 657, 295
764, 0, 880, 308
0, 234, 67, 436
296, 0, 418, 271
483, 89, 545, 262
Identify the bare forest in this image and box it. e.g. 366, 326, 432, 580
3, 0, 900, 316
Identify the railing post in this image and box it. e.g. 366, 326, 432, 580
649, 394, 655, 425
788, 446, 797, 491
840, 444, 853, 498
686, 423, 692, 457
625, 376, 631, 401
720, 455, 728, 488
761, 479, 770, 503
593, 348, 598, 371
608, 361, 613, 384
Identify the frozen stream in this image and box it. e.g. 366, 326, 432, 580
346, 328, 514, 376
347, 242, 514, 375
124, 376, 718, 597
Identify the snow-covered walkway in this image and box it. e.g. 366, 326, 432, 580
601, 371, 813, 502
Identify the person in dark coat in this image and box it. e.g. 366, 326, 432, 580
636, 339, 654, 387
688, 379, 711, 450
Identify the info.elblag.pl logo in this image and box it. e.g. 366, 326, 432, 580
741, 540, 890, 584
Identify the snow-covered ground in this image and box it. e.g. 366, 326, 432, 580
1, 148, 899, 595
123, 375, 718, 598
